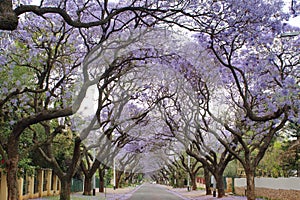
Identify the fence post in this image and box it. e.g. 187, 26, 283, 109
46, 169, 52, 196
28, 175, 34, 198
0, 170, 8, 200
53, 175, 58, 194
18, 176, 23, 200
38, 169, 44, 197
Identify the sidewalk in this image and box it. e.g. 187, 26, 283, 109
77, 186, 140, 200
98, 185, 262, 200
167, 187, 259, 200
36, 185, 255, 200
33, 186, 140, 200
98, 184, 248, 200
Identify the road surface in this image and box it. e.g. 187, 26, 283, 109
127, 183, 184, 200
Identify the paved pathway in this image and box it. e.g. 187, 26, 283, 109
127, 183, 184, 200
30, 184, 261, 200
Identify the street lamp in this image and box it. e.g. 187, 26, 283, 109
113, 157, 116, 190
187, 154, 190, 191
104, 169, 107, 197
92, 148, 96, 196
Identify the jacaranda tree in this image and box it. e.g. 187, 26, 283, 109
177, 1, 300, 199
0, 1, 299, 200
0, 1, 189, 200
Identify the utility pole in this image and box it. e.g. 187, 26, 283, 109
113, 157, 116, 190
92, 148, 96, 196
187, 154, 190, 191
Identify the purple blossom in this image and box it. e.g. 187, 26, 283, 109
0, 55, 6, 65
64, 91, 72, 99
16, 80, 21, 86
2, 87, 8, 94
10, 98, 17, 104
45, 91, 51, 97
281, 89, 289, 96
284, 77, 295, 86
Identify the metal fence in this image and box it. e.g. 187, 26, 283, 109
71, 178, 84, 192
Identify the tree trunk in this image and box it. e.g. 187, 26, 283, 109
204, 166, 212, 195
83, 176, 92, 195
190, 173, 197, 190
115, 171, 123, 189
99, 168, 105, 193
60, 179, 72, 200
245, 171, 256, 200
0, 0, 18, 30
215, 174, 225, 198
6, 137, 19, 200
128, 173, 134, 185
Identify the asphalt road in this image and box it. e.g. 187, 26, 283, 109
127, 183, 184, 200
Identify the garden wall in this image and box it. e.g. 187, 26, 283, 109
0, 168, 61, 200
234, 177, 300, 200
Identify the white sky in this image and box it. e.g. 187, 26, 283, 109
288, 16, 300, 26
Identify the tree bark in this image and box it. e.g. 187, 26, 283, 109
125, 172, 135, 185
245, 170, 256, 200
0, 0, 18, 30
191, 173, 197, 190
37, 135, 83, 200
60, 179, 72, 200
204, 166, 212, 195
83, 176, 92, 195
127, 173, 134, 185
115, 171, 123, 189
6, 137, 19, 200
99, 168, 105, 193
99, 170, 105, 193
215, 173, 225, 198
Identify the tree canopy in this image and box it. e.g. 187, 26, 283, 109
0, 1, 299, 200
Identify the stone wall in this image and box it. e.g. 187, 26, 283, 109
234, 187, 300, 200
234, 177, 300, 200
